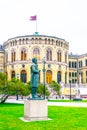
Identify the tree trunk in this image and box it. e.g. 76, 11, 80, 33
0, 94, 9, 103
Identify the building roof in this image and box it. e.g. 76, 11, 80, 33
7, 34, 66, 41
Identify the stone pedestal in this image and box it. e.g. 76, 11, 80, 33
24, 99, 48, 121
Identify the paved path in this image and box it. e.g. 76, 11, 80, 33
48, 102, 87, 107
5, 99, 87, 107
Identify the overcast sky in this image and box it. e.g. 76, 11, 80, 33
0, 0, 87, 54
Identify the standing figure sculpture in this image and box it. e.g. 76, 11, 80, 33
30, 58, 40, 99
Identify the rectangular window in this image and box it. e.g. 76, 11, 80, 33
75, 72, 77, 77
72, 62, 74, 68
85, 59, 87, 66
72, 72, 74, 77
69, 62, 71, 68
72, 79, 74, 83
86, 71, 87, 76
69, 72, 71, 77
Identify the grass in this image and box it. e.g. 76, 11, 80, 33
0, 103, 87, 130
48, 99, 87, 102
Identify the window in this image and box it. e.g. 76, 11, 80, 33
69, 72, 71, 77
48, 39, 50, 44
46, 48, 52, 61
45, 38, 47, 44
6, 52, 8, 63
11, 50, 16, 62
33, 48, 40, 60
79, 61, 83, 67
11, 71, 15, 78
72, 72, 74, 77
26, 38, 29, 44
65, 52, 67, 63
48, 64, 51, 68
75, 72, 77, 77
86, 71, 87, 76
19, 39, 21, 45
75, 62, 77, 68
72, 62, 74, 68
21, 48, 27, 60
85, 59, 87, 66
57, 50, 61, 62
57, 71, 61, 83
20, 70, 27, 83
46, 70, 52, 84
69, 62, 71, 68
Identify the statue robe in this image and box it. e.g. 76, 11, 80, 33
30, 63, 40, 87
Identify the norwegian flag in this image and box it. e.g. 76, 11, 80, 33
29, 15, 37, 21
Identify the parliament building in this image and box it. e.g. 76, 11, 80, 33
0, 33, 87, 97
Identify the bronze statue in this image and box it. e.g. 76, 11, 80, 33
30, 58, 40, 99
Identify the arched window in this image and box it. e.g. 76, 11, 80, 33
45, 38, 47, 44
39, 38, 42, 44
15, 40, 17, 45
11, 71, 15, 79
31, 38, 34, 44
57, 50, 61, 62
35, 38, 38, 43
46, 48, 52, 61
52, 39, 54, 45
26, 38, 29, 44
57, 71, 61, 83
22, 39, 25, 44
19, 39, 21, 45
46, 70, 52, 84
21, 48, 27, 60
11, 50, 16, 62
20, 70, 27, 83
65, 52, 67, 63
6, 52, 8, 63
48, 39, 50, 44
33, 48, 40, 60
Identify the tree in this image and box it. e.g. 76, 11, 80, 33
0, 74, 30, 103
0, 72, 8, 103
49, 80, 61, 95
10, 78, 30, 96
37, 83, 50, 97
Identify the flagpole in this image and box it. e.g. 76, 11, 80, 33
30, 15, 38, 34
35, 15, 38, 33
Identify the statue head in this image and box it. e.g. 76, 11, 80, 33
32, 58, 37, 64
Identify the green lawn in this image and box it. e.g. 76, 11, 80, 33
48, 99, 87, 102
0, 103, 87, 130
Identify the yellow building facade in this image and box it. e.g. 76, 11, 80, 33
0, 45, 4, 73
69, 53, 87, 84
1, 34, 87, 97
2, 34, 69, 84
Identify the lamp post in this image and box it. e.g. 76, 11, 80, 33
43, 59, 46, 99
69, 79, 72, 100
16, 73, 20, 100
79, 71, 82, 84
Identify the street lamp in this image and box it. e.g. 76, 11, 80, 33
43, 59, 46, 99
79, 71, 82, 84
16, 73, 20, 100
69, 78, 72, 100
